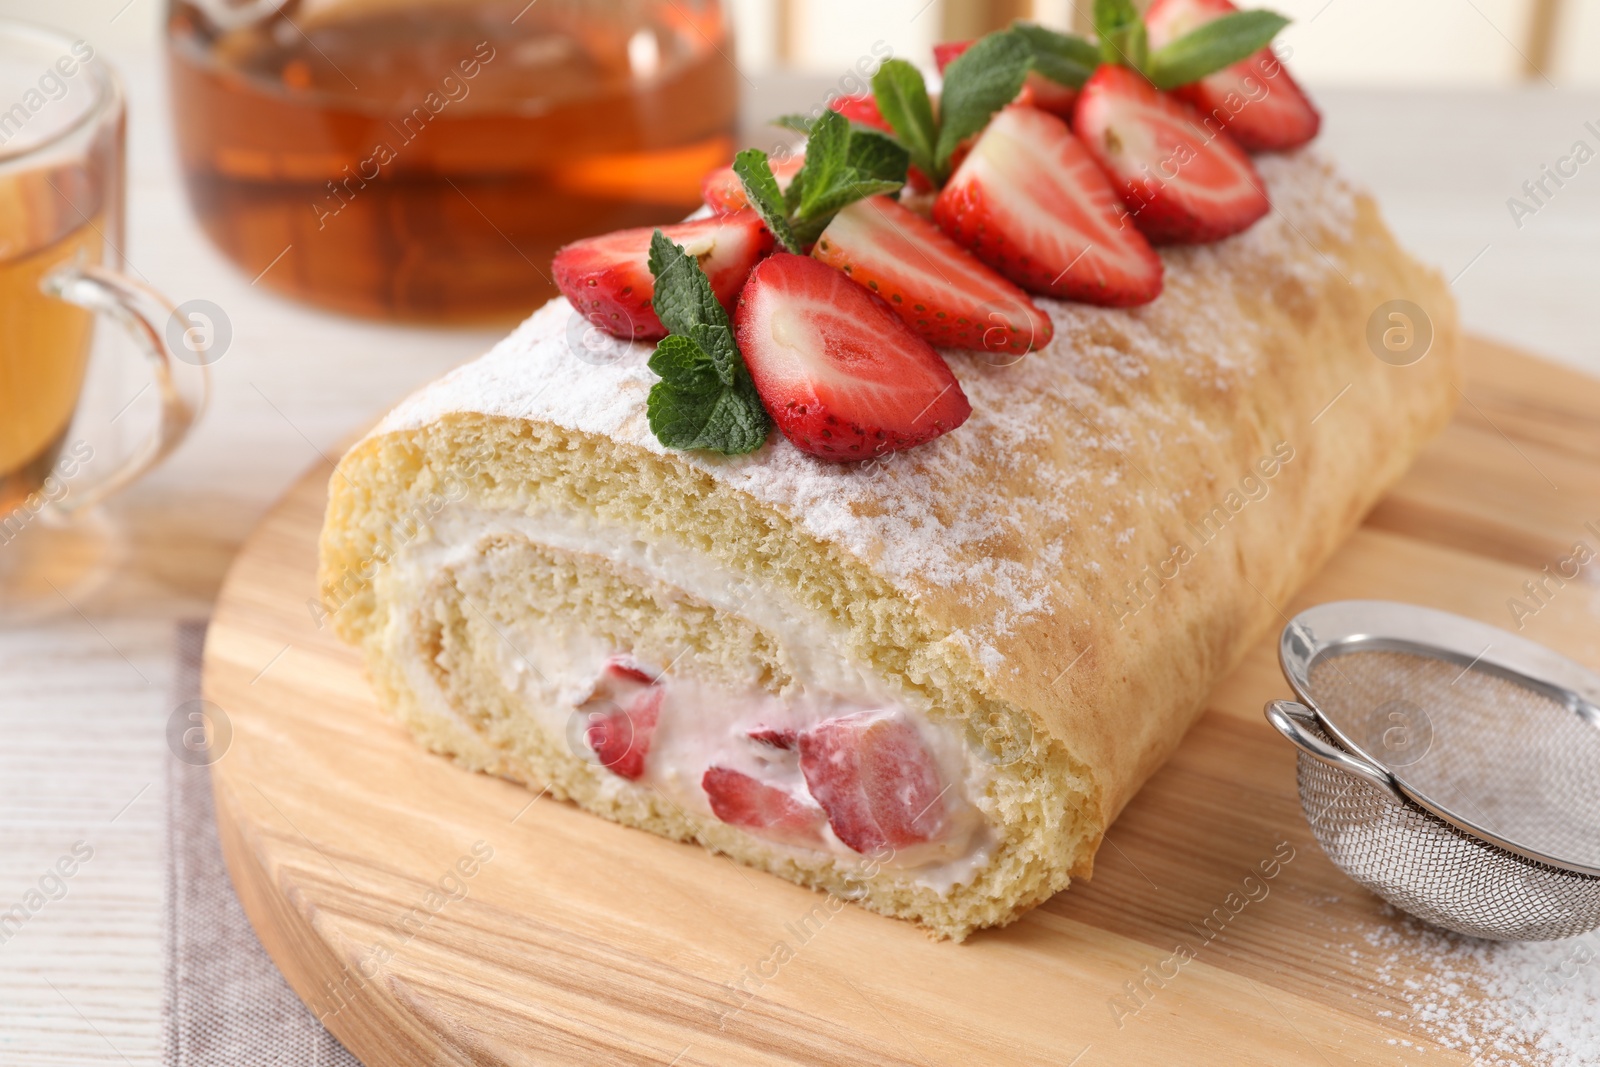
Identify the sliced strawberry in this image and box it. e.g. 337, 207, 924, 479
797, 711, 951, 853
828, 93, 893, 133
1145, 0, 1319, 153
1019, 77, 1078, 121
933, 105, 1161, 307
934, 39, 1077, 119
601, 655, 653, 686
735, 253, 971, 461
553, 212, 773, 341
932, 40, 971, 71
702, 154, 804, 215
579, 661, 662, 781
813, 196, 1052, 355
702, 767, 827, 847
1073, 65, 1269, 244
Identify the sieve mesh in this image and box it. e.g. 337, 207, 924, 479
1296, 649, 1600, 941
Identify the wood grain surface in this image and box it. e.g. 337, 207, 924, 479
201, 335, 1600, 1066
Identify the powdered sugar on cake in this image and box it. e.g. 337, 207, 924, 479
379, 151, 1362, 669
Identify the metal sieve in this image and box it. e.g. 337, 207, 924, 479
1264, 600, 1600, 941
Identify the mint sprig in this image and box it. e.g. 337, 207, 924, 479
935, 31, 1033, 171
1094, 0, 1149, 70
1091, 0, 1289, 89
1145, 10, 1289, 89
643, 230, 769, 455
733, 108, 907, 254
1012, 23, 1101, 90
870, 37, 1033, 187
871, 26, 1101, 186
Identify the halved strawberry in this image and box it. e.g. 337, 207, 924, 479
579, 659, 662, 781
828, 93, 893, 133
1145, 0, 1320, 153
1073, 65, 1269, 244
702, 154, 805, 214
932, 40, 971, 72
702, 767, 827, 847
553, 211, 772, 341
933, 106, 1162, 307
813, 196, 1052, 355
933, 39, 1078, 119
797, 711, 951, 853
735, 253, 971, 461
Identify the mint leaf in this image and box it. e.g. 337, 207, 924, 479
845, 129, 911, 185
935, 29, 1032, 174
790, 178, 903, 246
648, 228, 726, 345
732, 148, 800, 254
644, 232, 769, 456
1146, 10, 1289, 89
770, 112, 815, 134
646, 336, 769, 454
647, 333, 722, 394
795, 109, 850, 218
736, 113, 906, 252
1013, 22, 1099, 89
871, 58, 938, 179
1094, 0, 1148, 70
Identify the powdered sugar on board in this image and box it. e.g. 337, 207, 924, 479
378, 151, 1361, 664
1344, 910, 1600, 1065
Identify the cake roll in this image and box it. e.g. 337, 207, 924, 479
318, 151, 1457, 940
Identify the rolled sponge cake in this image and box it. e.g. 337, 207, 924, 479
318, 152, 1458, 940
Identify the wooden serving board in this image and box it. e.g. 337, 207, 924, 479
204, 336, 1600, 1066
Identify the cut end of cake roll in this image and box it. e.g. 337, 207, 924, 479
319, 404, 1099, 940
318, 151, 1459, 940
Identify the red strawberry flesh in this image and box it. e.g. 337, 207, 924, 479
703, 766, 827, 847
702, 154, 804, 215
1145, 0, 1320, 153
735, 253, 972, 461
553, 211, 773, 341
797, 711, 952, 853
828, 93, 893, 133
932, 40, 971, 71
1072, 65, 1269, 244
579, 660, 662, 781
748, 727, 797, 749
814, 196, 1053, 355
934, 105, 1162, 307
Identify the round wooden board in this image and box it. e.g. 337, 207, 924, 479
204, 336, 1600, 1067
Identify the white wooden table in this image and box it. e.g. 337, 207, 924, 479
2, 50, 1597, 1065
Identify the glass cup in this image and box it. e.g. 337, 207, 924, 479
165, 0, 739, 324
0, 20, 207, 619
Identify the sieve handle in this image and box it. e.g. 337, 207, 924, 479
1264, 700, 1401, 796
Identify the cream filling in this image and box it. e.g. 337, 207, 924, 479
379, 504, 996, 895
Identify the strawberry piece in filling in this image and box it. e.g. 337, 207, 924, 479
747, 727, 797, 750
797, 711, 955, 854
579, 657, 662, 781
702, 766, 827, 847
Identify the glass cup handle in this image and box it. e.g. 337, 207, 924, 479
40, 263, 208, 516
